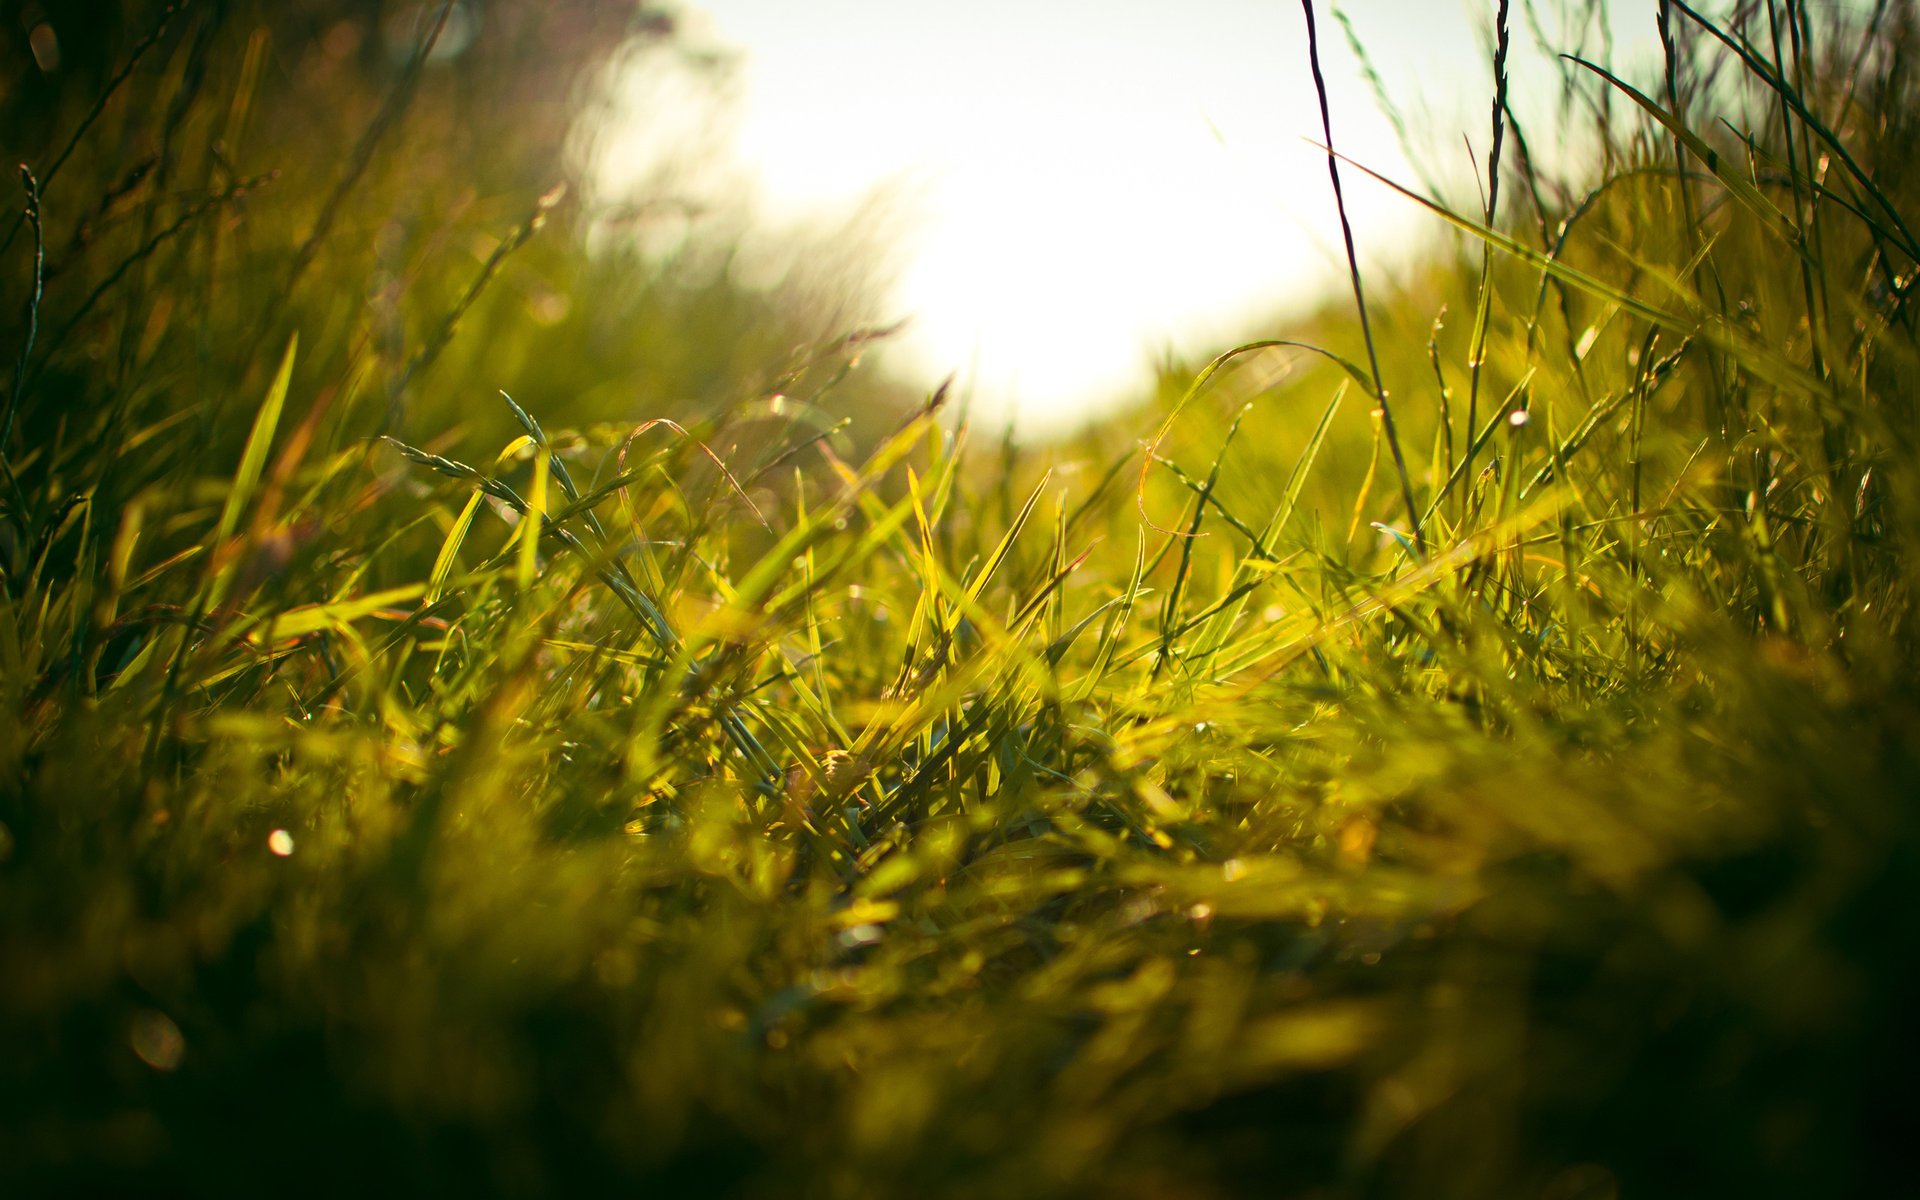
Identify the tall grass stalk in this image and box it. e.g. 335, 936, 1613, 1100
1300, 0, 1423, 549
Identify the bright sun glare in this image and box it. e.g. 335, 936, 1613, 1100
596, 1, 1661, 435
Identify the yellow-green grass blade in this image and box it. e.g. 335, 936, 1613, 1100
428, 488, 485, 604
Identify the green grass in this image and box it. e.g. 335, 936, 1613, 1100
4, 1, 1920, 1196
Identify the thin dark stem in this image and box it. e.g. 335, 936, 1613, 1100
35, 174, 275, 378
283, 0, 456, 297
1298, 0, 1423, 551
387, 184, 568, 429
1463, 0, 1512, 501
1659, 0, 1739, 443
3, 167, 45, 461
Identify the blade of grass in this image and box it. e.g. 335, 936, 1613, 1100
213, 332, 297, 550
1463, 0, 1513, 507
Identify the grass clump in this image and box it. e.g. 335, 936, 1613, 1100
4, 1, 1920, 1197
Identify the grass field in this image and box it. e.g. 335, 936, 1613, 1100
3, 1, 1919, 1196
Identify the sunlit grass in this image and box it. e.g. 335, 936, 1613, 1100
3, 2, 1918, 1197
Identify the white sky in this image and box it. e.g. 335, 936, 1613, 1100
594, 1, 1665, 435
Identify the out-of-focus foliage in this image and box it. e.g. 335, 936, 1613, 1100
3, 1, 1919, 1198
0, 0, 908, 472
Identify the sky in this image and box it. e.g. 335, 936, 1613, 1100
593, 1, 1666, 435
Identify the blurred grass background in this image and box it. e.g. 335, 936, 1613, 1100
3, 1, 1919, 1197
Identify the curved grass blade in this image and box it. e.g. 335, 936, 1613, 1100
215, 332, 297, 548
1564, 54, 1798, 245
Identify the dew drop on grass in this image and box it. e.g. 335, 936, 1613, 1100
28, 23, 61, 73
1508, 409, 1530, 427
130, 1010, 185, 1071
267, 829, 295, 857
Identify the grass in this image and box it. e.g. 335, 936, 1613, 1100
4, 1, 1919, 1196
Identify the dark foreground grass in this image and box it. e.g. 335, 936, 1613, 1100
4, 2, 1920, 1196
